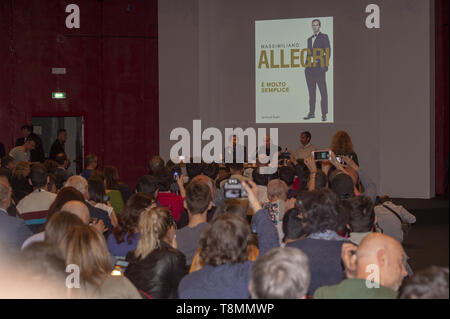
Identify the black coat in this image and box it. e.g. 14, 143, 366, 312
125, 241, 187, 299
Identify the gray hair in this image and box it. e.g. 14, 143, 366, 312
267, 179, 288, 201
65, 175, 88, 196
250, 247, 310, 299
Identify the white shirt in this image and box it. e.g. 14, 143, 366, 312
16, 189, 57, 215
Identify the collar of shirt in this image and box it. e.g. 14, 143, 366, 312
302, 143, 312, 149
0, 208, 8, 215
32, 188, 47, 194
308, 230, 345, 241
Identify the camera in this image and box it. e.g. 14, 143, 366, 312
313, 150, 331, 161
223, 178, 248, 199
336, 155, 345, 165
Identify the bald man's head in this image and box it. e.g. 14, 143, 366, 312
354, 233, 408, 291
60, 200, 90, 224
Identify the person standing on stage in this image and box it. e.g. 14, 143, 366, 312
303, 19, 330, 122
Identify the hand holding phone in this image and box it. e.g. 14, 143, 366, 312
313, 150, 331, 161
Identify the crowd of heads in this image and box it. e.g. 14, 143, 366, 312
0, 128, 447, 300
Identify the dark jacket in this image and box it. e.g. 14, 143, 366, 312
287, 237, 347, 295
125, 241, 188, 299
49, 140, 65, 160
10, 176, 33, 203
85, 202, 113, 239
306, 32, 331, 74
114, 183, 133, 205
178, 208, 279, 299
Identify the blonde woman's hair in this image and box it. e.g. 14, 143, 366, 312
330, 131, 355, 155
135, 207, 173, 260
12, 161, 31, 179
59, 225, 112, 288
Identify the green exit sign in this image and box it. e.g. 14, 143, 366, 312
52, 92, 66, 99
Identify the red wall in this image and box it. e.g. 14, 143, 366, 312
0, 0, 159, 187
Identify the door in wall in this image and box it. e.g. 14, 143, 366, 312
31, 116, 84, 175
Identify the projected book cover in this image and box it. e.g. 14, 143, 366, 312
255, 17, 334, 123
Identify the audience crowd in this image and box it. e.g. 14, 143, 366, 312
0, 128, 447, 299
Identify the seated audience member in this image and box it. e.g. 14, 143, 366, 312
10, 161, 32, 202
155, 167, 185, 222
345, 196, 376, 245
185, 161, 203, 183
44, 210, 85, 245
104, 165, 133, 204
287, 189, 349, 295
264, 179, 289, 244
55, 153, 73, 182
88, 178, 119, 227
168, 163, 183, 194
295, 131, 317, 161
330, 130, 359, 166
0, 155, 15, 181
9, 135, 37, 163
398, 266, 449, 299
43, 159, 59, 175
202, 162, 224, 207
175, 180, 212, 266
125, 207, 187, 299
0, 176, 18, 217
4, 242, 69, 298
189, 199, 258, 273
59, 225, 142, 299
279, 166, 296, 197
374, 195, 416, 243
249, 247, 310, 299
46, 173, 57, 193
303, 156, 328, 191
16, 164, 57, 233
21, 197, 101, 250
136, 175, 159, 198
252, 168, 269, 204
65, 176, 114, 237
0, 181, 33, 253
90, 171, 124, 214
81, 154, 98, 180
220, 163, 251, 189
178, 180, 279, 299
326, 152, 377, 203
148, 155, 164, 175
177, 175, 217, 229
282, 208, 307, 245
107, 193, 154, 258
314, 233, 408, 299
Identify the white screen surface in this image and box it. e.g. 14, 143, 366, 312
256, 17, 334, 123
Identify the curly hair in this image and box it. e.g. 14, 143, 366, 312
112, 192, 154, 244
199, 214, 251, 266
330, 130, 354, 155
297, 188, 347, 234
